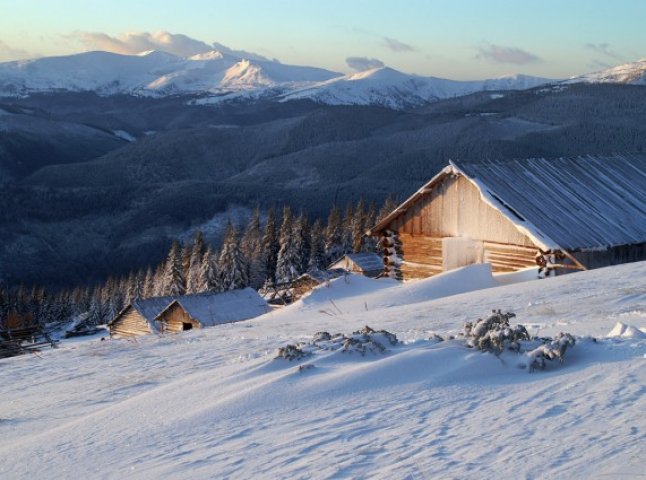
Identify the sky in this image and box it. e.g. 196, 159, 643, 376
0, 0, 644, 80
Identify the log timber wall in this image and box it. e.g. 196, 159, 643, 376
381, 174, 540, 280
110, 307, 153, 337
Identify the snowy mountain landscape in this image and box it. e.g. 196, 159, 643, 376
1, 262, 644, 478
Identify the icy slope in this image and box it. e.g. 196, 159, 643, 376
282, 68, 551, 109
566, 59, 646, 85
0, 261, 644, 479
0, 50, 340, 97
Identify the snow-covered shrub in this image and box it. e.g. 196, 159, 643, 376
275, 325, 399, 361
464, 310, 529, 353
428, 333, 444, 343
276, 344, 311, 361
525, 333, 576, 371
465, 311, 576, 372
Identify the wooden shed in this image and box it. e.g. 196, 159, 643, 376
369, 155, 646, 280
108, 296, 173, 337
328, 253, 384, 278
155, 288, 269, 333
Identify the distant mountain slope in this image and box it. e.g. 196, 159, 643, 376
566, 59, 646, 85
2, 83, 646, 286
282, 68, 551, 109
0, 50, 553, 109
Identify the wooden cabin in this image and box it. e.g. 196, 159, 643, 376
155, 288, 269, 333
328, 253, 384, 278
260, 269, 344, 305
369, 155, 646, 280
108, 296, 173, 337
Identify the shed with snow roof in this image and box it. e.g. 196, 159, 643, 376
155, 288, 269, 333
328, 253, 384, 278
368, 155, 646, 280
108, 296, 173, 337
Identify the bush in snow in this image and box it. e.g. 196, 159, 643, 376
276, 344, 311, 361
464, 310, 576, 372
524, 333, 576, 371
464, 310, 529, 353
275, 325, 398, 361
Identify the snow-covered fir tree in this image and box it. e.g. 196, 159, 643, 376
325, 205, 343, 263
217, 222, 249, 291
241, 207, 264, 289
142, 266, 155, 299
162, 240, 186, 296
260, 207, 280, 283
186, 230, 205, 294
198, 245, 220, 292
308, 218, 327, 271
341, 203, 354, 254
362, 200, 378, 253
294, 213, 311, 273
275, 206, 301, 284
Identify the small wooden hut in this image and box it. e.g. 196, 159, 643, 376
155, 288, 269, 333
328, 253, 384, 278
369, 155, 646, 280
108, 296, 173, 337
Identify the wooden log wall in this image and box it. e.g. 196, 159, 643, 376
391, 175, 536, 247
483, 242, 539, 272
110, 308, 153, 337
158, 303, 201, 333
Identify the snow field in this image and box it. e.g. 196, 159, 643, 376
0, 262, 645, 479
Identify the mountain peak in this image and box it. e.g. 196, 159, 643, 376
567, 58, 646, 85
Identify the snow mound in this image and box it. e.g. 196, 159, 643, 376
606, 321, 646, 339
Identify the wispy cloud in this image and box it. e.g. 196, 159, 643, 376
0, 39, 33, 61
71, 31, 268, 60
345, 56, 385, 71
476, 43, 540, 65
587, 59, 613, 70
382, 36, 415, 53
585, 43, 621, 60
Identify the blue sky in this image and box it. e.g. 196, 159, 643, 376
0, 0, 644, 79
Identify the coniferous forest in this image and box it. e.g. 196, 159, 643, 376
0, 197, 398, 330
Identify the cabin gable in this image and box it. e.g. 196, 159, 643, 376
378, 173, 541, 280
157, 302, 201, 333
109, 306, 154, 337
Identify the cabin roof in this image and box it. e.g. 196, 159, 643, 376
156, 288, 269, 327
329, 253, 384, 272
370, 154, 646, 252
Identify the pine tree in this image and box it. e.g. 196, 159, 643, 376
275, 206, 301, 284
362, 201, 378, 252
241, 207, 264, 289
325, 205, 343, 264
260, 207, 279, 283
341, 203, 354, 254
308, 218, 326, 271
351, 197, 367, 253
143, 266, 155, 298
377, 194, 398, 223
217, 221, 249, 291
294, 213, 311, 273
186, 230, 205, 294
198, 246, 220, 292
162, 240, 186, 296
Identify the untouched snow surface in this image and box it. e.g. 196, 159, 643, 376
1, 262, 645, 479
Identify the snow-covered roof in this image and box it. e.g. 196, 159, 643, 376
108, 296, 174, 331
329, 253, 384, 273
370, 155, 646, 252
158, 288, 269, 327
456, 155, 646, 251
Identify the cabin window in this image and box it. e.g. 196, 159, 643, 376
182, 322, 193, 331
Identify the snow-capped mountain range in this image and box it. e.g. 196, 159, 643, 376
1, 49, 645, 109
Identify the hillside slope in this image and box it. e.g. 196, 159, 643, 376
0, 262, 644, 478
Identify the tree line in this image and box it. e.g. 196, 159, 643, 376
0, 197, 398, 330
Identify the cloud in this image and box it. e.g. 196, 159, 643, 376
588, 59, 613, 70
0, 39, 33, 61
476, 43, 540, 65
585, 43, 621, 60
346, 56, 385, 71
382, 36, 415, 53
73, 31, 269, 60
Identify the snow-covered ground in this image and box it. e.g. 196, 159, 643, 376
1, 262, 645, 479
